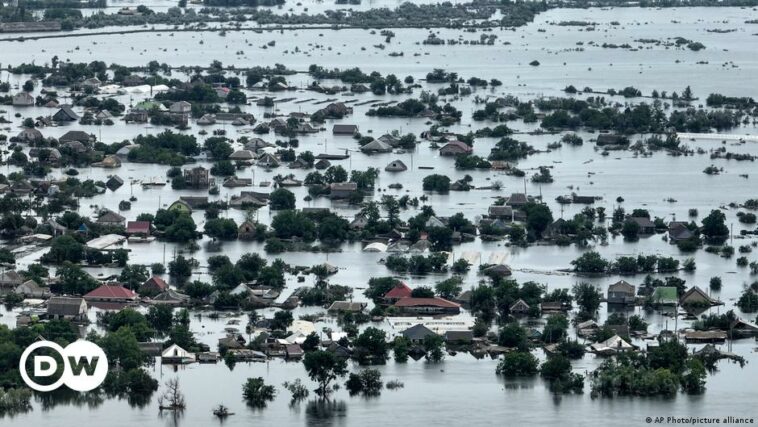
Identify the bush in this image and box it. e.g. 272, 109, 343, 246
345, 369, 382, 396
422, 174, 450, 192
540, 355, 572, 380
496, 351, 539, 377
242, 377, 276, 407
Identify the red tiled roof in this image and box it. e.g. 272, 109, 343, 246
84, 285, 137, 300
126, 221, 151, 233
393, 297, 460, 308
143, 276, 168, 291
384, 282, 412, 299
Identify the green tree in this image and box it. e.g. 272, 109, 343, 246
540, 355, 572, 380
56, 262, 99, 295
303, 350, 348, 396
352, 327, 388, 364
680, 358, 706, 394
97, 327, 148, 370
168, 256, 194, 284
119, 264, 149, 290
146, 304, 174, 333
435, 277, 463, 300
423, 334, 445, 363
523, 202, 553, 238
572, 283, 601, 315
164, 214, 197, 242
345, 369, 382, 396
542, 315, 569, 343
242, 377, 276, 407
701, 209, 729, 242
422, 174, 451, 192
226, 89, 247, 104
496, 351, 539, 377
269, 188, 296, 210
204, 218, 238, 239
498, 322, 527, 349
571, 251, 609, 273
393, 336, 410, 363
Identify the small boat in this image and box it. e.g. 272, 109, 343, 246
213, 405, 234, 418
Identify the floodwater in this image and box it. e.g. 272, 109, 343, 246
1, 6, 758, 427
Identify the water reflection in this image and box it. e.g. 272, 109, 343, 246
35, 388, 105, 411
305, 399, 347, 427
158, 407, 184, 427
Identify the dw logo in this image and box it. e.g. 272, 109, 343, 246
19, 340, 109, 392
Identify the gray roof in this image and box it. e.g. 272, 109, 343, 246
330, 182, 358, 192
54, 105, 79, 121
333, 124, 358, 134
608, 280, 635, 294
402, 324, 437, 341
0, 271, 23, 287
47, 296, 86, 316
327, 301, 366, 312
385, 160, 408, 171
360, 139, 392, 153
59, 130, 93, 143
444, 330, 473, 342
97, 210, 125, 223
507, 193, 528, 205
630, 216, 655, 228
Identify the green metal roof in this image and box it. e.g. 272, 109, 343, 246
652, 287, 678, 304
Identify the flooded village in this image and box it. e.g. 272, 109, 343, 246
1, 1, 758, 426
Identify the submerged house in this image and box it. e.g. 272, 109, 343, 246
385, 159, 408, 172
360, 139, 392, 154
83, 285, 138, 303
141, 276, 168, 295
0, 271, 23, 295
168, 199, 193, 214
161, 344, 196, 364
52, 105, 79, 122
401, 324, 437, 344
96, 210, 125, 227
327, 301, 367, 313
183, 166, 210, 189
444, 330, 473, 344
679, 286, 719, 307
238, 220, 257, 240
126, 221, 151, 236
629, 216, 656, 234
150, 289, 190, 306
15, 280, 51, 298
12, 92, 34, 107
382, 282, 412, 305
439, 140, 473, 156
329, 182, 358, 199
668, 221, 695, 243
59, 130, 95, 144
393, 297, 461, 315
590, 335, 634, 355
332, 124, 358, 135
47, 296, 87, 321
607, 280, 635, 305
509, 299, 530, 315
